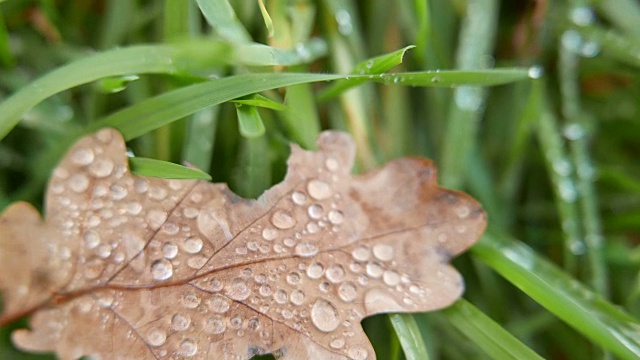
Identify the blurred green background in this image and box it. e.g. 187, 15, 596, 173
1, 0, 640, 359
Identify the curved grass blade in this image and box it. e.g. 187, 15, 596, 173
236, 104, 265, 138
0, 42, 231, 140
233, 39, 327, 66
128, 157, 212, 180
231, 94, 287, 111
473, 230, 640, 360
389, 314, 430, 360
196, 0, 252, 43
92, 70, 530, 141
319, 45, 416, 101
441, 299, 545, 360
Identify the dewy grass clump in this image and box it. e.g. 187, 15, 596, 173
0, 1, 639, 359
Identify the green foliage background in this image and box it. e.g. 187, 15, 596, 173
1, 0, 640, 359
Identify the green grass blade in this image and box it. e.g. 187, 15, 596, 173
236, 105, 265, 138
389, 314, 430, 360
92, 70, 530, 142
0, 42, 231, 140
473, 230, 640, 360
439, 0, 499, 190
442, 299, 545, 360
233, 39, 327, 66
196, 0, 252, 43
128, 157, 212, 180
319, 45, 416, 101
182, 108, 219, 172
231, 94, 287, 110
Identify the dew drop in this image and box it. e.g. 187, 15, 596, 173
330, 337, 346, 349
319, 282, 330, 292
307, 179, 332, 200
366, 262, 383, 278
182, 292, 201, 309
325, 158, 339, 172
248, 317, 260, 330
456, 206, 470, 218
262, 228, 278, 241
274, 289, 287, 304
151, 259, 173, 281
146, 328, 166, 347
259, 284, 273, 297
208, 294, 230, 313
89, 159, 114, 178
71, 147, 95, 166
109, 185, 128, 200
148, 186, 168, 200
306, 222, 320, 234
311, 299, 341, 332
226, 278, 251, 301
162, 242, 178, 259
83, 258, 104, 279
183, 237, 203, 254
83, 231, 101, 249
383, 270, 400, 286
207, 278, 224, 292
328, 209, 344, 225
204, 315, 226, 334
338, 282, 357, 302
291, 191, 307, 205
187, 256, 208, 269
271, 210, 296, 229
326, 265, 346, 283
307, 262, 324, 279
96, 244, 111, 259
126, 202, 142, 215
171, 313, 191, 331
348, 346, 368, 360
295, 242, 318, 257
372, 244, 394, 262
351, 246, 370, 262
290, 289, 305, 305
283, 238, 296, 247
177, 338, 197, 357
287, 272, 301, 285
68, 174, 90, 193
183, 207, 199, 218
254, 273, 267, 284
307, 204, 324, 219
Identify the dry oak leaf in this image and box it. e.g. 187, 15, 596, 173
0, 128, 486, 360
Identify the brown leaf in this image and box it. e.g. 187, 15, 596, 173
0, 129, 486, 360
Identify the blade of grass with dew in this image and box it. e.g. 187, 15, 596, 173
473, 230, 640, 360
183, 107, 219, 173
92, 70, 530, 141
535, 79, 583, 272
441, 299, 545, 360
232, 135, 271, 199
196, 0, 252, 43
580, 25, 640, 68
558, 20, 608, 296
318, 45, 416, 101
596, 0, 640, 41
439, 0, 499, 190
236, 104, 265, 138
128, 157, 212, 180
389, 314, 430, 360
233, 39, 327, 66
0, 42, 231, 140
231, 94, 287, 110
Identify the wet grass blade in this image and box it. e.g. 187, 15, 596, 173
128, 157, 212, 180
473, 230, 640, 360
